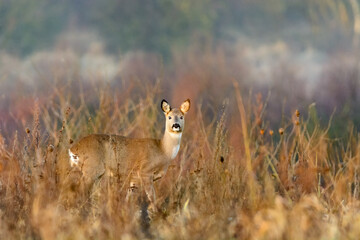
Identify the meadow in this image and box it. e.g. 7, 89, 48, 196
0, 44, 360, 240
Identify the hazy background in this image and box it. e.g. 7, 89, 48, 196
2, 2, 360, 239
1, 0, 360, 138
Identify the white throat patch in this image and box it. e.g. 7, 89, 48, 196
168, 131, 182, 139
171, 144, 180, 159
166, 131, 182, 159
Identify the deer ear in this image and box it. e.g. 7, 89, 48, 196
161, 99, 171, 113
180, 99, 190, 114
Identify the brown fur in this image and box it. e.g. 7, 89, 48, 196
57, 99, 190, 209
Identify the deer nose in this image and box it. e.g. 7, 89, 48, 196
172, 123, 180, 129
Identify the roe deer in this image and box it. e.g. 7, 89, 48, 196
58, 99, 190, 210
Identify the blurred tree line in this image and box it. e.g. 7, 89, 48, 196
0, 0, 358, 57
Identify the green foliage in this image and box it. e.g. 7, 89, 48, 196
0, 0, 68, 55
83, 0, 216, 57
1, 0, 355, 56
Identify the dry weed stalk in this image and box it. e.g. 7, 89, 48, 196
1, 48, 360, 239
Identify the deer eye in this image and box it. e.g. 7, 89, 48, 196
168, 116, 172, 120
180, 116, 183, 120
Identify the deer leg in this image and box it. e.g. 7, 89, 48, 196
125, 174, 158, 216
142, 176, 158, 213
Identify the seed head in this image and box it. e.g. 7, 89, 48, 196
295, 109, 300, 118
295, 120, 300, 126
25, 128, 30, 134
65, 107, 71, 116
47, 144, 54, 152
269, 130, 274, 136
69, 139, 74, 144
279, 128, 284, 135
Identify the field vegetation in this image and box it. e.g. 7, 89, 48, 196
2, 0, 360, 239
0, 42, 360, 239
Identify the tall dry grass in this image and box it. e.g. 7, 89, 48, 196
0, 45, 360, 239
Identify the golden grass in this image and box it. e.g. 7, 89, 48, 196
1, 48, 360, 240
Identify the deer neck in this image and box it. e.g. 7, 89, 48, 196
161, 130, 182, 160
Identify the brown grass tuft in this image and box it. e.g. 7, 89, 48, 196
0, 47, 360, 239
